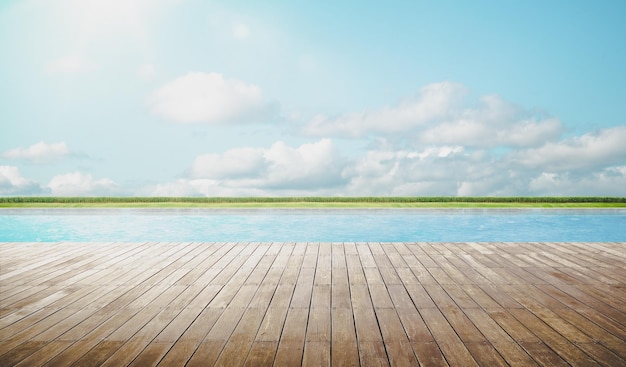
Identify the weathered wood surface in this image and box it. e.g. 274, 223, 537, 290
1, 242, 625, 366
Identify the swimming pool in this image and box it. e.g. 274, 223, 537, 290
1, 208, 624, 242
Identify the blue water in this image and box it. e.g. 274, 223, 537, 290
0, 208, 624, 242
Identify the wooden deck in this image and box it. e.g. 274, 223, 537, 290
1, 242, 625, 366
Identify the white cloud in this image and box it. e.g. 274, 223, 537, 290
420, 95, 563, 148
144, 139, 349, 196
147, 72, 278, 124
342, 147, 488, 196
48, 172, 116, 196
0, 166, 44, 195
2, 142, 71, 164
514, 126, 626, 171
189, 139, 346, 190
137, 63, 156, 80
262, 139, 344, 189
304, 82, 467, 138
528, 167, 626, 196
46, 54, 99, 74
146, 127, 626, 197
303, 83, 563, 150
338, 127, 626, 196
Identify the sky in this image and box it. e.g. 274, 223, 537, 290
1, 0, 625, 197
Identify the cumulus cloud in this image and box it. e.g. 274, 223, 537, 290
513, 126, 626, 171
147, 72, 278, 124
420, 95, 563, 148
293, 81, 624, 196
139, 124, 626, 197
48, 172, 116, 196
304, 82, 467, 138
143, 139, 348, 196
0, 166, 44, 195
46, 54, 99, 74
2, 142, 71, 164
338, 126, 626, 196
189, 139, 346, 191
341, 146, 503, 196
303, 83, 563, 150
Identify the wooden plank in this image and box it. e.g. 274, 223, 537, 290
463, 308, 538, 366
127, 342, 171, 367
439, 306, 487, 344
310, 285, 331, 309
302, 341, 330, 367
464, 342, 510, 367
290, 266, 315, 308
331, 308, 359, 366
404, 283, 437, 309
254, 304, 290, 342
419, 308, 479, 366
0, 307, 79, 354
185, 340, 226, 367
387, 284, 416, 310
274, 308, 308, 366
358, 341, 389, 367
375, 308, 419, 365
353, 306, 383, 342
555, 307, 626, 360
346, 255, 367, 285
305, 307, 330, 342
368, 283, 394, 309
49, 340, 123, 367
440, 284, 479, 309
410, 342, 448, 367
156, 309, 222, 364
213, 307, 266, 366
509, 308, 603, 366
0, 340, 48, 366
1, 241, 625, 367
243, 341, 278, 367
8, 340, 73, 367
331, 267, 351, 309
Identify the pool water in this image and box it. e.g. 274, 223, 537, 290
1, 208, 624, 242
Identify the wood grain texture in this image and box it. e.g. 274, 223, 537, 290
1, 241, 624, 366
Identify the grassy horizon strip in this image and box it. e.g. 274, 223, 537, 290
1, 196, 624, 203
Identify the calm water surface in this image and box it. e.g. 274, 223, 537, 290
1, 208, 624, 242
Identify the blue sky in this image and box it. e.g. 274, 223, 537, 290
1, 0, 625, 196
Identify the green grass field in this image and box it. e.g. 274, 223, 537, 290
0, 197, 624, 208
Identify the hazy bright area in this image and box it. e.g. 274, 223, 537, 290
1, 1, 625, 197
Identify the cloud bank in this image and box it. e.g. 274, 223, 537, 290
4, 81, 623, 197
